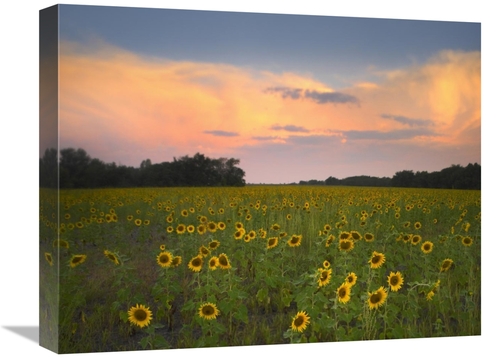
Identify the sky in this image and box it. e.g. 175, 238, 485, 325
41, 3, 481, 184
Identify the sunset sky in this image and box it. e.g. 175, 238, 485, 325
45, 4, 481, 184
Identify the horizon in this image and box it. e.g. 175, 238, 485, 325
40, 5, 481, 184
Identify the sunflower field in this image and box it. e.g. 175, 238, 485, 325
39, 185, 481, 353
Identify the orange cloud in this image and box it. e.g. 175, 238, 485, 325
58, 41, 480, 167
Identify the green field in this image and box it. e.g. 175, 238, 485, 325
39, 185, 481, 353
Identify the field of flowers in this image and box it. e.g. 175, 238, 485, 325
39, 185, 481, 353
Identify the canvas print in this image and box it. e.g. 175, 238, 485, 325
39, 4, 481, 354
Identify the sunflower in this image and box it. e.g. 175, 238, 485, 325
462, 236, 473, 247
369, 251, 386, 269
339, 231, 352, 240
53, 239, 70, 249
134, 219, 142, 227
414, 221, 422, 230
181, 209, 189, 217
128, 304, 153, 328
324, 224, 332, 231
176, 224, 186, 234
44, 252, 53, 266
208, 240, 221, 250
317, 268, 332, 287
287, 234, 302, 247
199, 245, 210, 257
291, 311, 310, 333
411, 234, 422, 245
157, 251, 173, 268
345, 272, 357, 287
339, 238, 354, 252
440, 258, 454, 272
387, 272, 404, 292
69, 254, 87, 268
166, 226, 174, 233
402, 234, 412, 244
218, 253, 231, 269
171, 256, 182, 267
197, 224, 207, 235
367, 286, 388, 309
364, 233, 375, 242
217, 222, 226, 231
271, 223, 281, 231
421, 241, 434, 254
325, 234, 336, 247
350, 231, 362, 241
188, 255, 203, 272
104, 250, 120, 265
207, 221, 218, 233
267, 237, 279, 249
208, 256, 219, 270
234, 229, 245, 240
323, 260, 331, 269
198, 302, 220, 320
235, 222, 244, 230
159, 244, 166, 251
337, 283, 351, 304
187, 225, 195, 234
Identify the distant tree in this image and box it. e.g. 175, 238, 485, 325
391, 170, 415, 187
39, 147, 58, 188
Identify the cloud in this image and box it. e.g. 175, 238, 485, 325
270, 124, 310, 133
304, 90, 359, 105
380, 114, 435, 127
343, 128, 437, 141
252, 135, 281, 141
203, 130, 239, 137
265, 86, 359, 105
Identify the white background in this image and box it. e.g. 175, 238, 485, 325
0, 1, 496, 357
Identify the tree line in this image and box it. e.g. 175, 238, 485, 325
39, 147, 246, 189
294, 163, 480, 190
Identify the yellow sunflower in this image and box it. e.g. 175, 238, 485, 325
338, 238, 354, 252
323, 260, 331, 269
421, 241, 434, 254
44, 252, 53, 266
134, 219, 142, 227
208, 240, 221, 250
287, 234, 302, 247
197, 224, 207, 235
317, 268, 332, 287
217, 253, 231, 269
157, 251, 173, 268
208, 256, 219, 270
267, 237, 279, 249
128, 304, 153, 328
291, 311, 310, 333
367, 286, 388, 309
339, 231, 352, 240
187, 225, 195, 234
387, 271, 404, 292
345, 272, 358, 287
198, 302, 220, 320
188, 255, 203, 272
176, 224, 186, 234
440, 258, 454, 272
350, 231, 362, 241
462, 236, 473, 247
171, 255, 182, 267
411, 234, 422, 245
69, 254, 87, 268
325, 234, 336, 247
337, 282, 351, 304
364, 233, 375, 242
199, 245, 210, 257
368, 251, 386, 269
159, 244, 166, 251
104, 250, 120, 265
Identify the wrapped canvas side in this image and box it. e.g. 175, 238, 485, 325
39, 4, 60, 353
